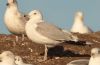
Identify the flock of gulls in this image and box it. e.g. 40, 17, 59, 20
0, 0, 99, 65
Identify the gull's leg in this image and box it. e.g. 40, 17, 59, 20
44, 44, 48, 61
22, 34, 25, 41
15, 36, 18, 42
37, 44, 48, 62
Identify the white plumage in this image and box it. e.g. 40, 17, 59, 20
4, 0, 28, 41
25, 10, 79, 61
67, 59, 89, 65
89, 48, 100, 65
0, 51, 16, 65
71, 11, 93, 34
66, 48, 100, 65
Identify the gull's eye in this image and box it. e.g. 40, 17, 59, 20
34, 13, 37, 15
18, 58, 20, 61
6, 3, 9, 6
0, 60, 2, 62
13, 0, 16, 3
98, 50, 100, 53
24, 15, 27, 17
16, 58, 20, 61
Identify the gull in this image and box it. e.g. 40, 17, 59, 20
4, 0, 28, 41
25, 10, 79, 61
0, 51, 16, 65
67, 48, 100, 65
15, 56, 33, 65
70, 11, 93, 34
89, 48, 100, 65
67, 59, 89, 65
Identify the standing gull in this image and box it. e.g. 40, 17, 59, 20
25, 10, 79, 61
0, 51, 16, 65
66, 48, 100, 65
15, 56, 33, 65
70, 11, 93, 34
4, 0, 28, 41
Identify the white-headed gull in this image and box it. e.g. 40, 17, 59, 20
89, 48, 100, 65
71, 11, 93, 34
67, 48, 100, 65
0, 51, 16, 65
25, 10, 79, 61
4, 0, 28, 41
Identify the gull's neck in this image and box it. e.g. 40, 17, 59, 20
29, 17, 43, 24
74, 17, 84, 25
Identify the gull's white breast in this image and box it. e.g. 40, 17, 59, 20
25, 21, 59, 46
4, 8, 25, 34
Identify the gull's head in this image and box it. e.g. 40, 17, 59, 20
0, 51, 15, 61
91, 48, 100, 57
15, 56, 23, 64
75, 11, 84, 21
6, 0, 17, 7
28, 10, 43, 20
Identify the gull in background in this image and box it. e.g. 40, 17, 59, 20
70, 11, 93, 34
67, 48, 100, 65
15, 56, 33, 65
4, 0, 29, 41
25, 10, 79, 61
0, 51, 16, 65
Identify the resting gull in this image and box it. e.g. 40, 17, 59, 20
0, 51, 16, 65
25, 10, 79, 61
67, 48, 100, 65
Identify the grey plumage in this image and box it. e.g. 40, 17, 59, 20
37, 22, 73, 41
67, 59, 89, 65
25, 10, 79, 61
